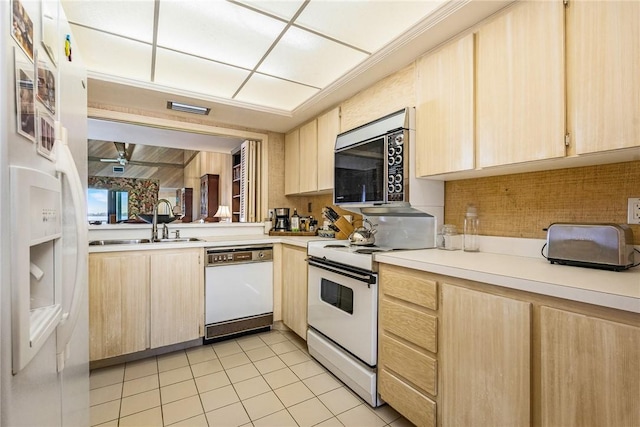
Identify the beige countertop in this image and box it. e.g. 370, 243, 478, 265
88, 233, 329, 253
374, 248, 640, 313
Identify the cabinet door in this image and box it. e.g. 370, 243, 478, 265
416, 34, 474, 176
299, 120, 318, 193
476, 1, 565, 167
540, 307, 640, 427
442, 285, 531, 427
89, 252, 149, 361
284, 129, 300, 195
317, 108, 340, 191
567, 0, 640, 154
281, 245, 307, 339
150, 249, 203, 348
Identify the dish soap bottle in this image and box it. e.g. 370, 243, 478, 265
463, 205, 479, 252
290, 209, 300, 232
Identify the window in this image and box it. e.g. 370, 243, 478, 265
87, 188, 107, 223
87, 188, 129, 223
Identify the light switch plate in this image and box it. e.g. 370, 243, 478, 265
628, 198, 640, 224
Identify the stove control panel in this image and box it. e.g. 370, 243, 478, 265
387, 130, 405, 202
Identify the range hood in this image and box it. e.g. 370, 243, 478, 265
335, 108, 410, 151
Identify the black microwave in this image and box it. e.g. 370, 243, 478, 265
334, 109, 409, 207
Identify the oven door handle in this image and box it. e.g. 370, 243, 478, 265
307, 258, 376, 286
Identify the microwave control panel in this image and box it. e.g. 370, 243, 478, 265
387, 130, 405, 202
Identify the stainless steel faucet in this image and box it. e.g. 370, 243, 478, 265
152, 199, 173, 241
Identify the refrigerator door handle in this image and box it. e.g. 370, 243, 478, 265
54, 128, 88, 371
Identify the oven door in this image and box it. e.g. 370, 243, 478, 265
307, 257, 378, 366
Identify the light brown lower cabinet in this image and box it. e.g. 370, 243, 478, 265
378, 264, 439, 427
377, 264, 640, 427
441, 284, 531, 427
540, 307, 640, 427
89, 248, 204, 361
89, 252, 150, 361
281, 244, 308, 339
150, 249, 204, 348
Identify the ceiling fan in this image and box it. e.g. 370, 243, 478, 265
100, 142, 135, 166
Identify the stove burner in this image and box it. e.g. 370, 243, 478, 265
324, 244, 349, 248
354, 248, 385, 254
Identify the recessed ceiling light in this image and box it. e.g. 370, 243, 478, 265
167, 101, 210, 115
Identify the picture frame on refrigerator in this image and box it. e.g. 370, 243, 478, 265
10, 0, 34, 62
36, 108, 56, 161
14, 47, 36, 142
41, 0, 58, 65
35, 49, 56, 115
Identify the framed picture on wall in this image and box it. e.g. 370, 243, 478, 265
36, 108, 55, 161
14, 47, 35, 142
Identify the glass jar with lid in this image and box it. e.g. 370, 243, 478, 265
437, 224, 461, 250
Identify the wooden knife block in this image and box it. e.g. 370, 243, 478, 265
334, 216, 354, 240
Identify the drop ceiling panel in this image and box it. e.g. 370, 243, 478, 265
70, 25, 152, 82
155, 48, 249, 98
157, 0, 286, 69
236, 73, 319, 111
296, 1, 445, 53
258, 26, 368, 88
232, 0, 306, 21
62, 0, 155, 43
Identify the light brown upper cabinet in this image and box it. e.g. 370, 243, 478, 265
476, 0, 565, 168
416, 34, 475, 176
284, 129, 300, 195
299, 120, 318, 193
567, 0, 640, 154
284, 107, 340, 195
317, 107, 340, 191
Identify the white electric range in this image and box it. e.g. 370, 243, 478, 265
306, 239, 430, 407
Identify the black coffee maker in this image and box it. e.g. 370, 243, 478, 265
274, 208, 290, 231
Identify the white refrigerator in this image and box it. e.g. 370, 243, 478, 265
1, 0, 89, 425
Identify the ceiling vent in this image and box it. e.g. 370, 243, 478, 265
167, 101, 210, 115
112, 165, 125, 173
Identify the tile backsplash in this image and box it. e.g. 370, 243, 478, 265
444, 161, 640, 244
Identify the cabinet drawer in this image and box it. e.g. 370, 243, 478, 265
381, 334, 437, 395
379, 369, 436, 427
380, 298, 437, 353
380, 265, 437, 310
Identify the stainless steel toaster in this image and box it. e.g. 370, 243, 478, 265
546, 223, 635, 271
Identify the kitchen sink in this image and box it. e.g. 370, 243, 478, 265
153, 238, 202, 243
89, 239, 152, 246
89, 238, 202, 246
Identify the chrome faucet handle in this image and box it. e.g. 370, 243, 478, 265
173, 230, 181, 238
162, 223, 169, 239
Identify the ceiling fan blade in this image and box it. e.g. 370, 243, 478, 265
114, 142, 126, 156
125, 143, 135, 161
100, 158, 118, 163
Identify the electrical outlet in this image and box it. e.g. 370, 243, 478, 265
628, 198, 640, 224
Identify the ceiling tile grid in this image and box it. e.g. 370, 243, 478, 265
62, 0, 447, 112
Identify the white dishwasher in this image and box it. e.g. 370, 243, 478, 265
205, 245, 273, 340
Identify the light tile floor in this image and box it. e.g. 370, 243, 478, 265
90, 329, 415, 427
